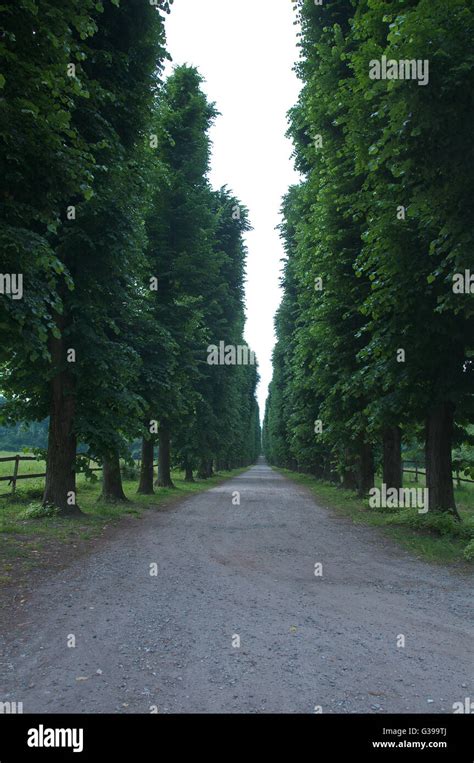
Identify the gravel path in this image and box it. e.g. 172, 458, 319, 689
0, 462, 472, 714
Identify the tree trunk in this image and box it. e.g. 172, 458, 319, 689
184, 461, 195, 483
311, 459, 324, 479
342, 468, 357, 490
356, 441, 374, 497
156, 424, 175, 488
383, 426, 402, 490
197, 460, 208, 479
425, 402, 459, 517
323, 459, 339, 484
137, 436, 154, 495
197, 458, 213, 479
341, 450, 357, 490
100, 454, 128, 503
43, 317, 80, 515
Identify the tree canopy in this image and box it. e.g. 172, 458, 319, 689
0, 1, 260, 512
264, 0, 474, 515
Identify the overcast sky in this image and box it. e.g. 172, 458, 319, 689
164, 0, 301, 418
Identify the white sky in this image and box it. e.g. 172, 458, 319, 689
163, 0, 301, 418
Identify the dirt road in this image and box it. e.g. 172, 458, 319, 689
0, 462, 472, 713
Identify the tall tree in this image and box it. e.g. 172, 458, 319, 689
144, 66, 219, 488
265, 0, 474, 516
1, 0, 171, 511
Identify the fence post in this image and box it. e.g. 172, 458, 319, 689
11, 455, 20, 495
414, 463, 418, 483
456, 470, 461, 488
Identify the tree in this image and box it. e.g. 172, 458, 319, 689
347, 0, 474, 513
265, 0, 474, 516
144, 66, 219, 488
1, 0, 170, 511
266, 0, 375, 495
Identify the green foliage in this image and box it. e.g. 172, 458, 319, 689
143, 66, 260, 472
463, 540, 474, 562
264, 0, 474, 508
383, 509, 474, 540
0, 0, 99, 361
20, 502, 61, 520
1, 9, 260, 507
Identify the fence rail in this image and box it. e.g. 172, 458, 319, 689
0, 455, 39, 494
402, 461, 474, 485
0, 455, 38, 463
0, 456, 152, 497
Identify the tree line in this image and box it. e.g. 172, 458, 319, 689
263, 0, 474, 517
1, 0, 261, 514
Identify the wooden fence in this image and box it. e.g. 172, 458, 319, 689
0, 455, 45, 494
402, 460, 474, 485
0, 455, 152, 497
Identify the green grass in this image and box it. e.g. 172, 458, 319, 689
276, 467, 474, 566
0, 454, 247, 587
